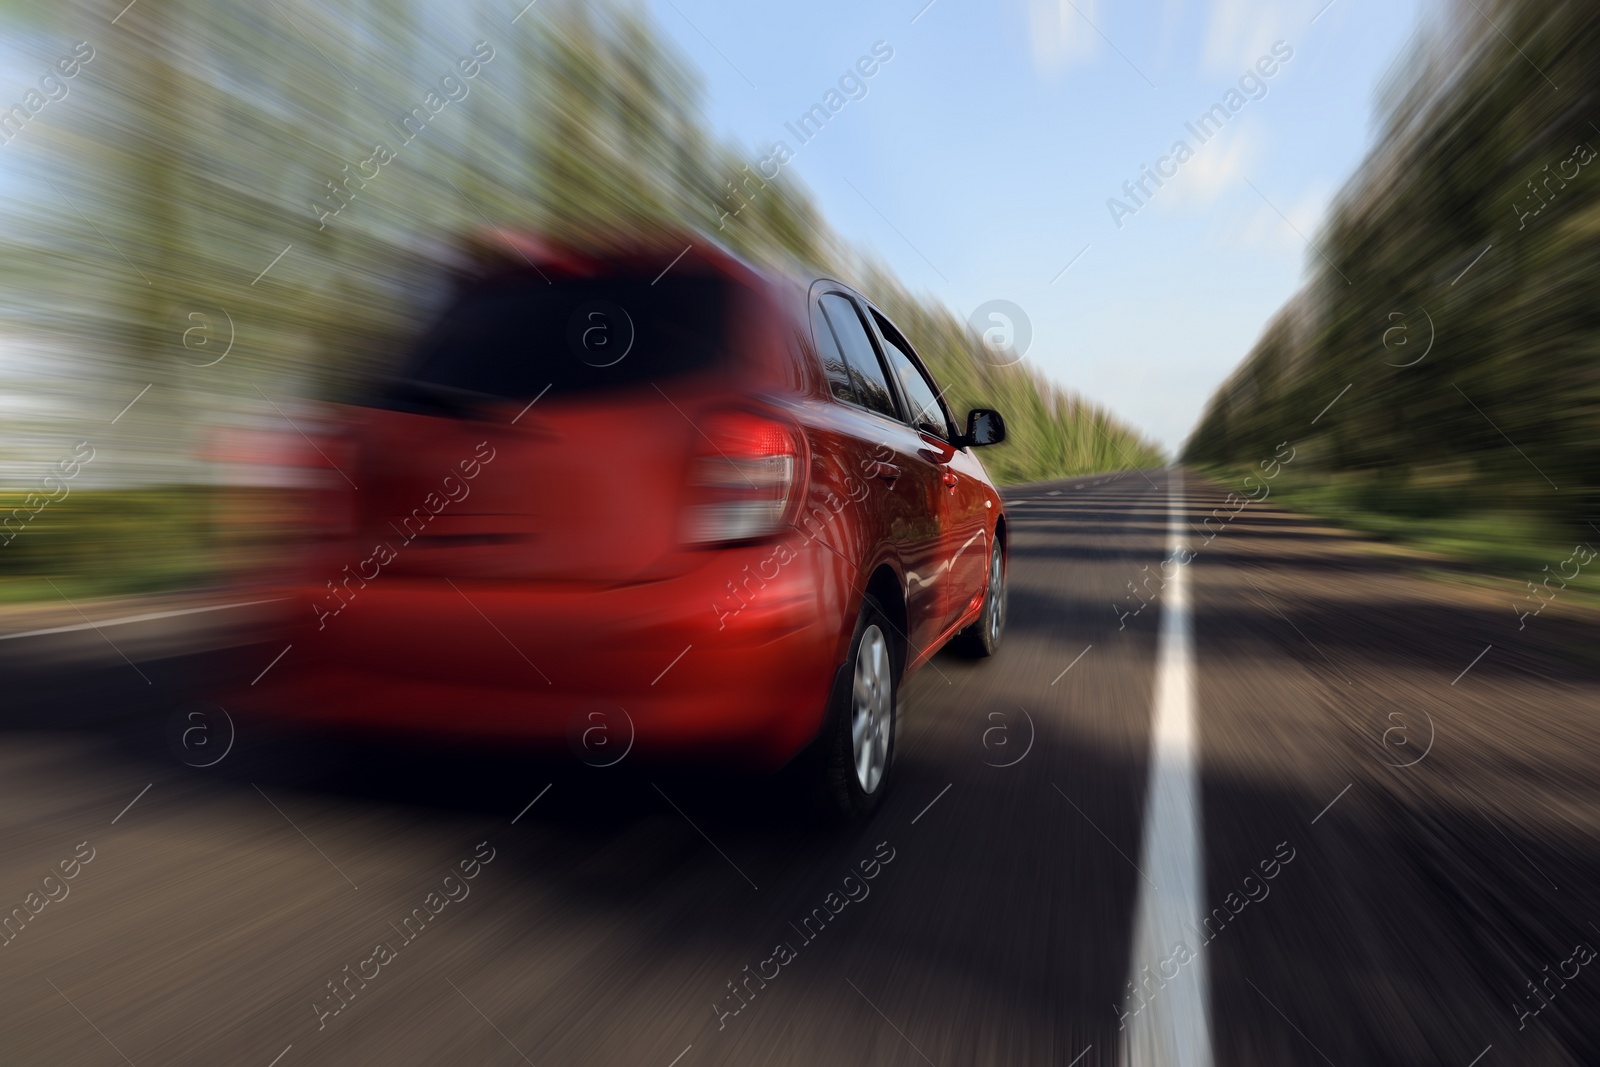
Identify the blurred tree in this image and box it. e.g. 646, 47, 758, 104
0, 0, 1159, 487
1185, 0, 1599, 537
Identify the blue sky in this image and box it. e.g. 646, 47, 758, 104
646, 0, 1429, 453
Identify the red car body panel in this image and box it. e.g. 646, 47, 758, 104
228, 235, 1005, 770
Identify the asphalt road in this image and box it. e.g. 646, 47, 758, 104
3, 468, 1598, 1066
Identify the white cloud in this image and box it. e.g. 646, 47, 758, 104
1027, 0, 1100, 76
1201, 0, 1309, 73
1159, 125, 1260, 211
1230, 180, 1333, 257
1153, 0, 1193, 69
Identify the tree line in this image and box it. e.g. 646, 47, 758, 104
0, 0, 1161, 487
1185, 0, 1599, 541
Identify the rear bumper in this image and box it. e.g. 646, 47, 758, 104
227, 538, 855, 769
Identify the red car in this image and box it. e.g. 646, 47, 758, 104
240, 235, 1008, 817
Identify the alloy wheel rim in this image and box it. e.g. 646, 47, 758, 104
987, 547, 1004, 644
850, 624, 891, 794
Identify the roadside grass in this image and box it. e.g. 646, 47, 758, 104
1198, 464, 1600, 607
0, 488, 228, 604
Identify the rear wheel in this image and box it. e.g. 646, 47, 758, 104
814, 597, 899, 819
952, 539, 1005, 658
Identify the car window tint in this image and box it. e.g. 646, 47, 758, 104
383, 275, 729, 411
871, 310, 950, 441
811, 301, 856, 405
819, 293, 897, 420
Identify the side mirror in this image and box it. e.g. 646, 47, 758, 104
963, 409, 1006, 447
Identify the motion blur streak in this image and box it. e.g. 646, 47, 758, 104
0, 0, 1158, 603
1, 0, 1599, 1065
1119, 471, 1211, 1067
1186, 0, 1600, 569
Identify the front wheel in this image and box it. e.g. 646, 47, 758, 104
814, 596, 899, 819
952, 538, 1005, 658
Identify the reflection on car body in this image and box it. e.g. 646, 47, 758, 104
231, 232, 1010, 819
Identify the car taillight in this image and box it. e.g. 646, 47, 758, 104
682, 410, 804, 546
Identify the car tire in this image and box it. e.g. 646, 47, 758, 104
814, 596, 899, 820
951, 539, 1005, 658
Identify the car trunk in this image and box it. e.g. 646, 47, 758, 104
354, 391, 718, 582
347, 271, 756, 584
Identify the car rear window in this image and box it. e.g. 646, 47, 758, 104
391, 275, 732, 405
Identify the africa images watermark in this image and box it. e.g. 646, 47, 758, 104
710, 446, 893, 631
0, 841, 97, 950
2, 440, 95, 547
311, 440, 497, 629
0, 41, 95, 147
966, 299, 1033, 368
1115, 840, 1296, 1031
1106, 40, 1295, 230
1112, 441, 1297, 629
1512, 541, 1596, 631
311, 840, 496, 1030
1511, 137, 1597, 231
711, 840, 897, 1029
1513, 938, 1596, 1031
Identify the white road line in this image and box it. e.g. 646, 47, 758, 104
1119, 469, 1212, 1067
0, 598, 286, 642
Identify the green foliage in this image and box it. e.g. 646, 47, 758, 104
0, 488, 222, 601
0, 0, 1158, 601
1185, 0, 1600, 552
1199, 462, 1598, 594
854, 268, 1165, 481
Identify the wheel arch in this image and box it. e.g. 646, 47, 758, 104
863, 563, 908, 678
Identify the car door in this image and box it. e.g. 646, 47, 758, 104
866, 306, 990, 634
814, 291, 947, 657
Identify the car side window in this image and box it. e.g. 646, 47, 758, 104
870, 309, 952, 441
811, 301, 857, 405
819, 293, 898, 420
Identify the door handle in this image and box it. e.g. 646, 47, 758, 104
868, 461, 901, 484
941, 471, 959, 492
